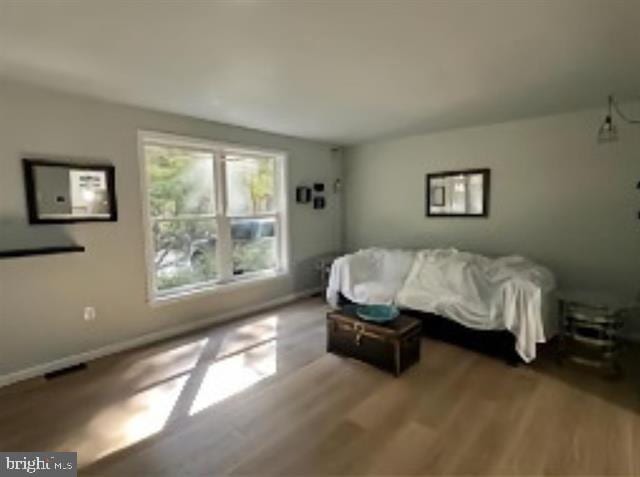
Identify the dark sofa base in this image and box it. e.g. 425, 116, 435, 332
338, 294, 523, 365
401, 308, 523, 365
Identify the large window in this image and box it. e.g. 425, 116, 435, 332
139, 132, 288, 301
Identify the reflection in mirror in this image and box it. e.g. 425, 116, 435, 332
426, 169, 490, 217
34, 167, 109, 218
23, 159, 117, 223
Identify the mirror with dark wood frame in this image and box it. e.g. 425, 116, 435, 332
426, 168, 490, 217
23, 158, 118, 224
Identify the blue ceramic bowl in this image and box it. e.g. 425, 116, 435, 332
356, 304, 399, 323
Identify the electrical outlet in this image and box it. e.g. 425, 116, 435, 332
84, 307, 96, 321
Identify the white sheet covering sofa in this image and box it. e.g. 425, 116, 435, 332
327, 248, 557, 362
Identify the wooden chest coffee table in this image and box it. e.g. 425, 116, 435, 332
326, 306, 421, 376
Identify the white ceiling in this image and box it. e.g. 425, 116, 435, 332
1, 1, 639, 144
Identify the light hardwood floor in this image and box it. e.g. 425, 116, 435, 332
0, 297, 638, 476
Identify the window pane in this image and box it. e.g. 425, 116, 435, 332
231, 218, 277, 276
226, 156, 276, 216
153, 219, 218, 292
145, 144, 215, 217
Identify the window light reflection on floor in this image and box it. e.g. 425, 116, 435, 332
65, 316, 279, 468
122, 375, 189, 444
65, 374, 189, 468
189, 316, 279, 415
216, 315, 278, 358
123, 338, 209, 389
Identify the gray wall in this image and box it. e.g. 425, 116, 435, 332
0, 81, 342, 377
344, 106, 640, 330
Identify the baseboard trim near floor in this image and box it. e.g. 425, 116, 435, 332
0, 287, 322, 389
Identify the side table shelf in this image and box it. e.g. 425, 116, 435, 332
559, 292, 627, 377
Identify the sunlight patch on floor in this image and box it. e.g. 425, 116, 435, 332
123, 338, 209, 388
57, 318, 281, 467
189, 339, 277, 415
217, 315, 278, 358
62, 374, 189, 468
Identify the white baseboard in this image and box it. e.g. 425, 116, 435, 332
0, 287, 322, 389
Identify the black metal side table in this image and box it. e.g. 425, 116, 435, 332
558, 291, 629, 377
316, 253, 340, 296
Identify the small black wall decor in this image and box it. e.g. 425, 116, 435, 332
297, 182, 327, 210
296, 186, 312, 204
23, 158, 118, 224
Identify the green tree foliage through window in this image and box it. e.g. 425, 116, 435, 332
245, 158, 274, 213
146, 145, 214, 217
143, 141, 281, 297
145, 145, 217, 289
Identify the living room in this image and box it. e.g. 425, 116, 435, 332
0, 1, 639, 476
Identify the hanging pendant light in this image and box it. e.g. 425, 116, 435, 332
597, 95, 618, 143
597, 94, 640, 143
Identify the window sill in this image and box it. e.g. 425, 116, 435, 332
150, 269, 290, 307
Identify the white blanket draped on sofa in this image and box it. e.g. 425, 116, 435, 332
326, 248, 416, 307
326, 248, 556, 362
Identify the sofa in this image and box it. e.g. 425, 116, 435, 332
327, 248, 558, 363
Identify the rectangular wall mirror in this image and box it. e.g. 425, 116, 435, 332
426, 168, 490, 217
23, 158, 118, 224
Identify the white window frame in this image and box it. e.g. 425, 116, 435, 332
138, 130, 290, 305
